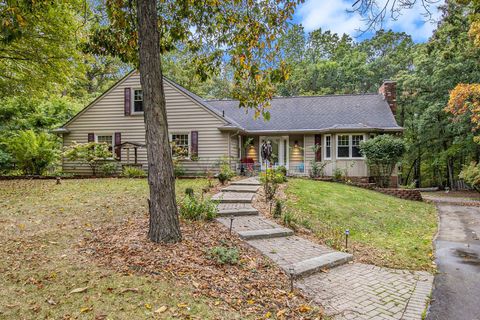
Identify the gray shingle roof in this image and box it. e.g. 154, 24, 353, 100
206, 94, 402, 133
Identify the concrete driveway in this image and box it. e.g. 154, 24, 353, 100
426, 201, 480, 320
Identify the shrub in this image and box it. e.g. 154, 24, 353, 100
6, 130, 59, 175
0, 149, 12, 173
459, 162, 480, 192
360, 135, 405, 188
217, 172, 229, 185
122, 166, 146, 178
207, 246, 239, 265
260, 168, 286, 202
179, 194, 218, 221
276, 165, 287, 177
273, 200, 283, 218
185, 187, 195, 198
100, 162, 117, 176
309, 161, 327, 178
282, 211, 295, 227
173, 161, 185, 177
217, 157, 235, 184
64, 141, 112, 176
332, 168, 344, 181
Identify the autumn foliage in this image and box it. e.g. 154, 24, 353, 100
446, 83, 480, 141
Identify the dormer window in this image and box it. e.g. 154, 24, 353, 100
132, 89, 143, 113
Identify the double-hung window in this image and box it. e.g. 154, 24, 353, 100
96, 134, 114, 157
352, 135, 363, 158
171, 133, 190, 158
324, 135, 332, 160
336, 134, 364, 159
337, 135, 350, 158
132, 89, 143, 113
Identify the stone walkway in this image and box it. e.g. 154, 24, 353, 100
214, 178, 433, 319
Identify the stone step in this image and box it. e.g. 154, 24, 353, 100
217, 208, 258, 217
287, 252, 353, 279
238, 227, 294, 240
222, 185, 260, 193
231, 178, 261, 186
211, 192, 254, 203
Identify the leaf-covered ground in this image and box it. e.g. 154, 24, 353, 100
0, 178, 320, 319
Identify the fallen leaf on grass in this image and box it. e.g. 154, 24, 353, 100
298, 305, 311, 313
177, 303, 188, 308
154, 306, 168, 314
276, 309, 287, 317
120, 287, 139, 294
46, 298, 57, 305
144, 303, 152, 310
69, 287, 88, 294
80, 306, 92, 313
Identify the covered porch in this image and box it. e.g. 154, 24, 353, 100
237, 134, 307, 176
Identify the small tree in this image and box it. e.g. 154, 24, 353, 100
64, 142, 112, 176
6, 130, 59, 175
360, 135, 405, 188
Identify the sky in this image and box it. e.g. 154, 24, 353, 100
293, 0, 443, 43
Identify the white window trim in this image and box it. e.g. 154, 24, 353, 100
131, 88, 144, 115
324, 134, 332, 160
336, 133, 366, 160
169, 131, 191, 159
95, 133, 115, 159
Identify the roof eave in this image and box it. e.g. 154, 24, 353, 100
218, 127, 404, 135
51, 127, 70, 134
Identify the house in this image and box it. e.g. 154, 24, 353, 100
55, 70, 403, 181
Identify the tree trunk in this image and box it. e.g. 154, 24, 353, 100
136, 0, 181, 243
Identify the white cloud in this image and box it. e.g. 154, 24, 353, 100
295, 0, 442, 42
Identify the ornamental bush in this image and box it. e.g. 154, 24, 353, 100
179, 194, 218, 221
207, 246, 239, 265
64, 142, 112, 176
6, 130, 59, 175
360, 135, 405, 188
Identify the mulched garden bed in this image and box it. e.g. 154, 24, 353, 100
79, 214, 322, 319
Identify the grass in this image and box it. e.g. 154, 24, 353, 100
284, 179, 437, 271
0, 178, 240, 319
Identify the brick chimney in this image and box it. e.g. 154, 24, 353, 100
378, 80, 397, 114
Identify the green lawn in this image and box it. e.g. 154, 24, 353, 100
0, 178, 239, 319
285, 179, 437, 271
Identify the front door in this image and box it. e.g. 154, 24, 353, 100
259, 136, 289, 170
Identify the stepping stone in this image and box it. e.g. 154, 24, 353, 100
217, 203, 258, 216
238, 227, 294, 240
217, 208, 258, 217
287, 252, 353, 279
222, 184, 260, 193
211, 192, 254, 203
231, 178, 261, 186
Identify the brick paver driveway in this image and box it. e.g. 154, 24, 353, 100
297, 263, 432, 320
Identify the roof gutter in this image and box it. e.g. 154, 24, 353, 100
217, 126, 404, 135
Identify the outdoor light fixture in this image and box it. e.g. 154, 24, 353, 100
229, 215, 235, 234
345, 229, 350, 250
289, 266, 295, 292
294, 140, 299, 148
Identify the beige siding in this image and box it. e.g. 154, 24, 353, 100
63, 72, 229, 176
304, 134, 315, 174
288, 135, 304, 173
303, 133, 369, 177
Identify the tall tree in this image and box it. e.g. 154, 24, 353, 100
89, 0, 300, 242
